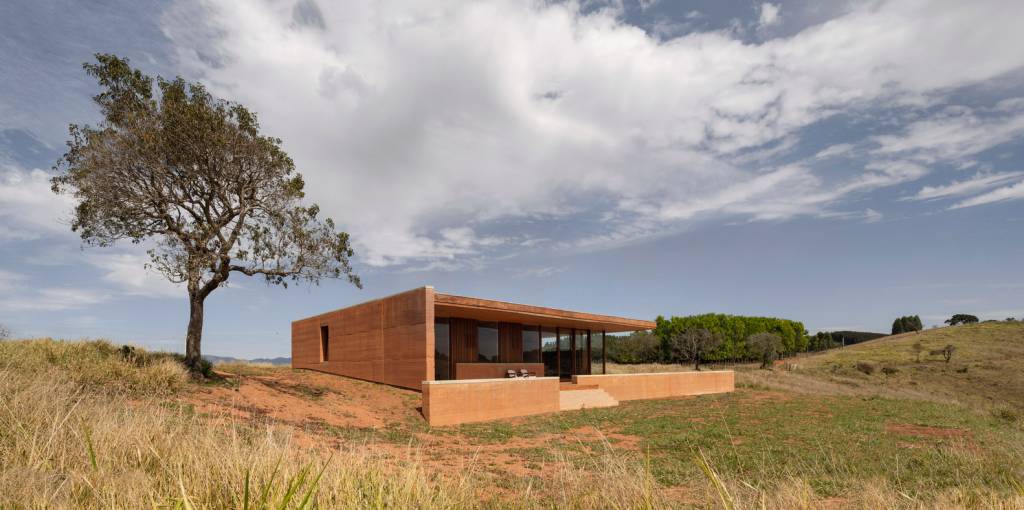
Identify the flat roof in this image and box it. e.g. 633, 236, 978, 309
434, 292, 655, 333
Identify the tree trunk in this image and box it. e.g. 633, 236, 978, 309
693, 356, 700, 371
184, 293, 205, 376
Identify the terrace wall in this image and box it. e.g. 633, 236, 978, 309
573, 371, 734, 401
291, 287, 433, 390
421, 377, 561, 426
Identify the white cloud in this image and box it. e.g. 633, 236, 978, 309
0, 274, 109, 311
759, 3, 781, 27
873, 104, 1024, 163
908, 171, 1024, 201
950, 180, 1024, 209
153, 0, 1024, 267
85, 253, 184, 299
0, 167, 75, 241
814, 143, 854, 159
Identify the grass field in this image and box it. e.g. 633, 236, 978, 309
2, 323, 1024, 508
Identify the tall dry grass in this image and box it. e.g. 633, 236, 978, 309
0, 339, 667, 509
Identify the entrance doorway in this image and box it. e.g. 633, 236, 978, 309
557, 328, 590, 381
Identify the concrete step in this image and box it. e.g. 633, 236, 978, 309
559, 388, 619, 411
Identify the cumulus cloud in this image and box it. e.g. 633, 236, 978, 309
151, 0, 1024, 269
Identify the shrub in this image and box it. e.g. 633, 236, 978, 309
881, 366, 899, 376
855, 361, 876, 375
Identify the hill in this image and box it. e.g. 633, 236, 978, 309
746, 321, 1024, 412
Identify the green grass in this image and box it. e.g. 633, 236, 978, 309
441, 389, 1024, 497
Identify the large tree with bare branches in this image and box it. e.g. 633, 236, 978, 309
52, 54, 361, 374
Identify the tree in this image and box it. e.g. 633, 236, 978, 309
52, 54, 361, 375
891, 315, 923, 335
664, 328, 722, 370
606, 331, 661, 364
944, 314, 979, 326
747, 332, 783, 369
0, 323, 9, 340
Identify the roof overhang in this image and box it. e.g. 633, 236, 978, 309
433, 292, 655, 333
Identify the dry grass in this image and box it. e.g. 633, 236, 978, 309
4, 331, 1024, 508
0, 338, 667, 509
737, 322, 1024, 413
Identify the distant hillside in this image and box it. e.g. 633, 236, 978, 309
822, 330, 887, 346
203, 354, 291, 365
755, 322, 1024, 411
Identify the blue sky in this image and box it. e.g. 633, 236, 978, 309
1, 0, 1022, 358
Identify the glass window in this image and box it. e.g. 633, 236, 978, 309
522, 326, 540, 363
320, 325, 329, 362
477, 322, 499, 362
434, 319, 450, 380
591, 330, 604, 375
558, 328, 572, 378
541, 327, 557, 376
576, 329, 589, 375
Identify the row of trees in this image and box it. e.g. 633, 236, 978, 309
891, 315, 923, 334
654, 314, 809, 360
662, 328, 783, 370
605, 314, 810, 366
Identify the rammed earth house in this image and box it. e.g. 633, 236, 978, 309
292, 286, 734, 425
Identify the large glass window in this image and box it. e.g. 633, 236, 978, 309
477, 322, 499, 362
576, 329, 590, 375
522, 326, 540, 363
558, 328, 573, 378
591, 330, 604, 375
434, 318, 450, 380
541, 327, 558, 376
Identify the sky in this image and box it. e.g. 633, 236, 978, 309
1, 0, 1023, 359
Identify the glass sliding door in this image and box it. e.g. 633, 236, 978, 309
541, 327, 557, 376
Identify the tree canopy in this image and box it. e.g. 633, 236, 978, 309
52, 54, 361, 373
655, 314, 808, 360
891, 315, 923, 335
944, 314, 979, 326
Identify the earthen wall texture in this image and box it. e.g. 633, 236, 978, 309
291, 287, 432, 390
573, 371, 734, 401
422, 377, 560, 426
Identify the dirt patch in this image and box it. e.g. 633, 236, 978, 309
185, 369, 418, 431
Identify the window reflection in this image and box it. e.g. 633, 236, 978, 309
541, 327, 557, 376
477, 322, 499, 362
591, 330, 604, 375
522, 326, 540, 363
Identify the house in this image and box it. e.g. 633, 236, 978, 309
292, 286, 734, 425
